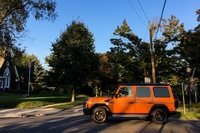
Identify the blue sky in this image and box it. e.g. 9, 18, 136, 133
21, 0, 200, 69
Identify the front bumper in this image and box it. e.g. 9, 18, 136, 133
83, 100, 91, 115
83, 107, 91, 115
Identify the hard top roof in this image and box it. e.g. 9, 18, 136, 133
119, 83, 170, 86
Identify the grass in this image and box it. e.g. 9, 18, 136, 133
171, 102, 200, 119
0, 93, 88, 109
49, 100, 84, 109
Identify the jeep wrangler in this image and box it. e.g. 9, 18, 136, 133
83, 83, 178, 124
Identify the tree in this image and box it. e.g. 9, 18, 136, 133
92, 53, 114, 96
178, 29, 200, 67
108, 16, 187, 85
149, 16, 187, 84
196, 9, 200, 22
15, 53, 44, 90
0, 0, 57, 56
107, 20, 150, 83
46, 20, 99, 102
175, 11, 200, 85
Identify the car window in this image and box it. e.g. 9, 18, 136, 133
136, 87, 150, 97
153, 87, 170, 97
119, 87, 132, 97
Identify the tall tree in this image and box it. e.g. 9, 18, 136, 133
95, 53, 113, 96
0, 0, 57, 56
175, 10, 200, 85
108, 16, 186, 84
46, 20, 99, 102
178, 29, 200, 67
159, 15, 188, 84
107, 20, 150, 83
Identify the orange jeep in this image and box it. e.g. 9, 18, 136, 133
83, 83, 178, 124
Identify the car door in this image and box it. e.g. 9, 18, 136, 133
108, 86, 135, 114
134, 86, 153, 114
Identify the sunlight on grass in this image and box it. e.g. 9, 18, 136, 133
50, 100, 84, 109
0, 93, 88, 109
171, 102, 200, 119
22, 96, 67, 100
16, 101, 53, 109
175, 111, 200, 119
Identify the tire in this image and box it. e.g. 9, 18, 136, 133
151, 108, 168, 124
92, 107, 107, 124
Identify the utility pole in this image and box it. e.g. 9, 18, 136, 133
149, 23, 156, 83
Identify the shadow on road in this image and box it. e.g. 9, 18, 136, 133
0, 114, 200, 133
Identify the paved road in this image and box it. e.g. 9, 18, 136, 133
0, 106, 199, 133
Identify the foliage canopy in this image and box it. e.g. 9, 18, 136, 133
0, 0, 57, 57
46, 20, 99, 91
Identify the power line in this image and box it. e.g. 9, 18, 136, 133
144, 25, 149, 41
137, 0, 150, 22
128, 0, 147, 27
154, 0, 167, 41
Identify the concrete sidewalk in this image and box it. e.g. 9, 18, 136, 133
0, 104, 83, 118
0, 107, 63, 118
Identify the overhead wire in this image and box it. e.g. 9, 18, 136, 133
128, 0, 147, 27
144, 25, 149, 42
129, 0, 167, 42
137, 0, 150, 23
136, 0, 150, 41
154, 0, 167, 41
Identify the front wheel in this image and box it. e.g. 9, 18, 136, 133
151, 108, 168, 124
92, 107, 107, 123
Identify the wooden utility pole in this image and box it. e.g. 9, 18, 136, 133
149, 23, 156, 83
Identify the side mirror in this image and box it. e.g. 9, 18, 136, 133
115, 94, 120, 99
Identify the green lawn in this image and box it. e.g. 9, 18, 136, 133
171, 102, 200, 119
0, 93, 88, 109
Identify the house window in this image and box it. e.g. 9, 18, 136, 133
3, 68, 10, 90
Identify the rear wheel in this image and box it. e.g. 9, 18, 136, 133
92, 107, 107, 124
151, 108, 168, 124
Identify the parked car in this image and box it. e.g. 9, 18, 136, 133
83, 83, 178, 124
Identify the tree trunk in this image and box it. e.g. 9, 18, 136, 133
95, 87, 98, 97
100, 88, 103, 97
30, 82, 34, 90
71, 89, 75, 102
